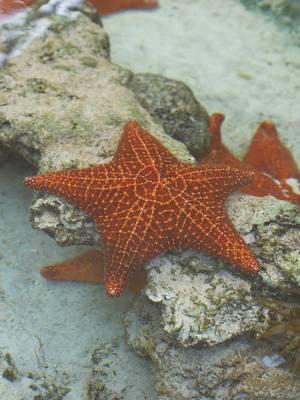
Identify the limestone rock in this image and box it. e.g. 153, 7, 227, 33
143, 254, 269, 346
227, 194, 300, 290
125, 298, 300, 400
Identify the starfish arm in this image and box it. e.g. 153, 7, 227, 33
97, 199, 166, 296
180, 164, 254, 200
114, 121, 181, 173
90, 0, 158, 15
40, 249, 146, 294
244, 121, 300, 180
172, 198, 259, 273
24, 163, 138, 217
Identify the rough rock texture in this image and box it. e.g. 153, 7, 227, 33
135, 194, 299, 348
125, 298, 300, 400
0, 4, 209, 247
143, 253, 269, 346
228, 194, 300, 290
126, 73, 210, 159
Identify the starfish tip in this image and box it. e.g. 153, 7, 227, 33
259, 120, 277, 135
105, 281, 124, 297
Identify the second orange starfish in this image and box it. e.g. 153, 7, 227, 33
88, 0, 159, 15
201, 114, 300, 206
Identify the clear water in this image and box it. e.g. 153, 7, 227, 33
0, 0, 299, 399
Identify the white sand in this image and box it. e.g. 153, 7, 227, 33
1, 1, 299, 399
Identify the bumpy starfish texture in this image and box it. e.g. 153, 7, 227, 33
25, 121, 259, 296
201, 114, 300, 205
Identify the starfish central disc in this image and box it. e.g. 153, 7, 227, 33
135, 165, 186, 204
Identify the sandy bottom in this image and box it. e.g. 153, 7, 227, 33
0, 0, 299, 399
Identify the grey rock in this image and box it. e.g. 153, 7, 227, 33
125, 298, 300, 400
126, 73, 210, 159
0, 143, 10, 165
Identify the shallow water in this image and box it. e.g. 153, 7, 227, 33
0, 157, 157, 399
0, 0, 299, 399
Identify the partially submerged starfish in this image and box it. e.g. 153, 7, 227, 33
88, 0, 159, 15
41, 249, 146, 294
0, 0, 34, 14
201, 113, 300, 205
25, 121, 259, 296
0, 0, 158, 15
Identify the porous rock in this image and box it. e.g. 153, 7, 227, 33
143, 253, 269, 347
125, 298, 300, 400
227, 194, 300, 289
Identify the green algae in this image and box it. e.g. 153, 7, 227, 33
79, 56, 98, 68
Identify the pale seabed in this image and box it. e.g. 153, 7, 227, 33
0, 0, 299, 398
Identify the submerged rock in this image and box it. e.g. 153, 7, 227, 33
144, 254, 269, 346
241, 0, 300, 27
125, 298, 300, 400
122, 194, 300, 399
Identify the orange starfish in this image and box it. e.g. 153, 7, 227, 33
88, 0, 159, 15
0, 0, 158, 15
0, 0, 34, 14
25, 121, 259, 296
201, 113, 300, 205
41, 249, 146, 294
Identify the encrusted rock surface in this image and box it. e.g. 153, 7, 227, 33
144, 253, 269, 346
228, 194, 300, 289
125, 298, 300, 400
